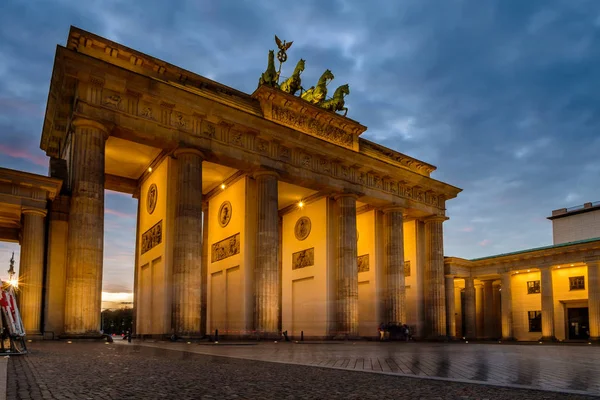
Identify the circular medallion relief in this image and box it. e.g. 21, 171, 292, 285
218, 201, 232, 228
146, 184, 158, 215
294, 217, 311, 241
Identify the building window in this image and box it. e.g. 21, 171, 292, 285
528, 311, 542, 332
569, 276, 585, 291
527, 280, 540, 294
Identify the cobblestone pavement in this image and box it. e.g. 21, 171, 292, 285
5, 341, 597, 399
121, 339, 600, 397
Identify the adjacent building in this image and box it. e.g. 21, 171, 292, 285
446, 202, 600, 342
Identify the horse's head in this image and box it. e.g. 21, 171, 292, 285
321, 69, 335, 83
296, 59, 306, 72
268, 50, 275, 62
338, 84, 350, 96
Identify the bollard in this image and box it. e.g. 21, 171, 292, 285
215, 329, 219, 342
301, 331, 304, 341
283, 330, 289, 342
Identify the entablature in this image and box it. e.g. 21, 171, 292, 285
42, 40, 461, 216
445, 238, 600, 276
0, 168, 62, 201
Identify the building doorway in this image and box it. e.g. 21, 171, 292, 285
567, 307, 589, 340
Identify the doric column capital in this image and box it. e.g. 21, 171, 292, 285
173, 148, 205, 160
423, 215, 449, 224
586, 259, 600, 267
22, 208, 47, 217
444, 274, 456, 279
72, 118, 110, 139
252, 170, 280, 180
381, 205, 406, 214
333, 192, 360, 201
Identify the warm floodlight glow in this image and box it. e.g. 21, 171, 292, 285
298, 201, 304, 208
571, 264, 574, 267
220, 183, 226, 190
527, 269, 530, 272
148, 167, 152, 172
8, 278, 18, 287
557, 266, 561, 269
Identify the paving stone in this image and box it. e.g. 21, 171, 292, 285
5, 341, 598, 399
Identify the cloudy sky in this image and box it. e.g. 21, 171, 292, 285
1, 0, 599, 304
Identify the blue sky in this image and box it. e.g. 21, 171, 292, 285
1, 0, 599, 298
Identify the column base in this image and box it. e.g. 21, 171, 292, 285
332, 334, 361, 341
539, 336, 558, 342
588, 336, 600, 343
59, 333, 108, 341
253, 332, 282, 341
425, 335, 451, 342
500, 337, 516, 342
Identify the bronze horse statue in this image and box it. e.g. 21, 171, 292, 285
320, 84, 350, 116
301, 69, 334, 104
258, 50, 278, 88
280, 59, 305, 96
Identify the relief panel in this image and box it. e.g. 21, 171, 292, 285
292, 248, 314, 270
211, 233, 240, 262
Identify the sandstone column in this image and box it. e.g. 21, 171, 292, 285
64, 119, 108, 335
172, 148, 203, 336
500, 272, 514, 340
383, 207, 406, 324
335, 194, 359, 338
18, 208, 47, 335
483, 280, 495, 339
587, 261, 600, 341
540, 266, 556, 341
464, 277, 476, 339
445, 275, 456, 339
254, 171, 280, 338
424, 216, 447, 338
476, 284, 484, 337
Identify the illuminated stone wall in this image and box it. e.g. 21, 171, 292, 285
207, 177, 253, 337
509, 266, 589, 341
136, 156, 173, 335
282, 198, 331, 339
356, 210, 378, 337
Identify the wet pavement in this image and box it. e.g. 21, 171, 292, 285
118, 339, 600, 396
6, 341, 597, 399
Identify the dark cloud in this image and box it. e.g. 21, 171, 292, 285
0, 0, 598, 290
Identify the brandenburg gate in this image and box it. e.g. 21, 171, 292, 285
28, 27, 461, 339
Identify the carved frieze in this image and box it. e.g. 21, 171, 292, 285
292, 248, 314, 270
211, 233, 240, 262
203, 121, 216, 138
104, 94, 121, 109
173, 113, 187, 129
256, 138, 269, 154
271, 105, 354, 150
279, 146, 291, 160
141, 220, 162, 254
358, 254, 369, 273
85, 78, 447, 212
230, 130, 244, 147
